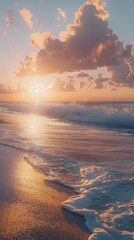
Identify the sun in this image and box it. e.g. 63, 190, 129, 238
30, 85, 41, 94
34, 88, 40, 93
28, 83, 51, 102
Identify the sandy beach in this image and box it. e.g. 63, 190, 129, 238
0, 145, 89, 240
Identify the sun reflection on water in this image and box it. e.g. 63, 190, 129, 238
24, 114, 44, 137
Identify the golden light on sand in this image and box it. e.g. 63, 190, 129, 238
0, 159, 47, 238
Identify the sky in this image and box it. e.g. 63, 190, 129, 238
0, 0, 134, 102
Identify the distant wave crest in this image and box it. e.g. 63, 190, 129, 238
1, 102, 134, 131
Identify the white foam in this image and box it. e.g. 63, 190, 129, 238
24, 153, 134, 240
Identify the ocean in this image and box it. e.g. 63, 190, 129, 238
0, 101, 134, 240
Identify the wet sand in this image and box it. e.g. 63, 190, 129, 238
0, 145, 90, 240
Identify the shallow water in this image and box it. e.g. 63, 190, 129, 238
0, 101, 134, 240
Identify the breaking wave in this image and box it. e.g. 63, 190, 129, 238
1, 102, 134, 131
24, 152, 134, 240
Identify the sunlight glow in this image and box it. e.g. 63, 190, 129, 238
32, 88, 40, 93
34, 88, 40, 93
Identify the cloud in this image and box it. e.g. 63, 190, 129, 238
94, 78, 105, 89
19, 8, 34, 29
15, 52, 37, 76
76, 71, 89, 78
16, 0, 133, 88
57, 8, 67, 24
0, 84, 26, 94
5, 9, 14, 27
30, 32, 52, 48
111, 88, 117, 91
0, 84, 14, 94
51, 77, 90, 92
51, 78, 76, 92
106, 55, 134, 87
92, 73, 106, 89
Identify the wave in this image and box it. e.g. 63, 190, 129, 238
1, 102, 134, 131
24, 152, 134, 240
0, 125, 133, 239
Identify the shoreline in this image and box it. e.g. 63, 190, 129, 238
0, 144, 90, 240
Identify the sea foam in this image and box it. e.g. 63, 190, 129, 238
24, 152, 134, 240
